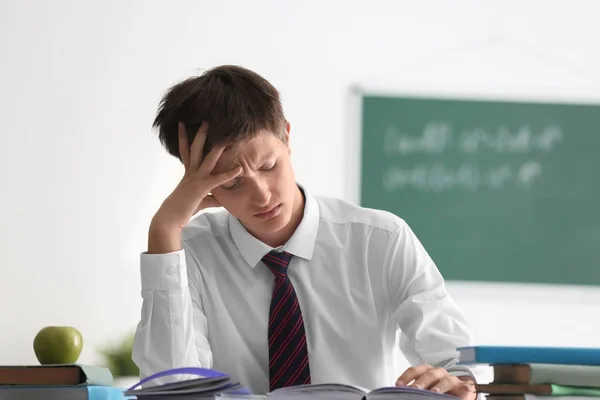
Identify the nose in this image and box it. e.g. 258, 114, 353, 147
249, 178, 271, 207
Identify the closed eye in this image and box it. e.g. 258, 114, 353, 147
221, 179, 242, 191
261, 162, 277, 171
221, 161, 276, 190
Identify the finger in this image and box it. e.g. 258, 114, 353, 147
190, 122, 209, 171
207, 167, 243, 189
178, 122, 190, 168
198, 145, 226, 176
396, 365, 433, 386
430, 375, 461, 394
411, 367, 448, 389
451, 379, 476, 400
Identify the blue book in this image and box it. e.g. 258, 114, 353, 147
457, 345, 600, 366
0, 384, 129, 400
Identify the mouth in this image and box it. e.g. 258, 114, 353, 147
254, 204, 282, 220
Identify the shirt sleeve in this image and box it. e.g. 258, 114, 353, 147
386, 219, 479, 380
132, 245, 213, 386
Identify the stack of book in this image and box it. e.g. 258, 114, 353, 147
457, 345, 600, 400
0, 364, 252, 399
0, 363, 128, 399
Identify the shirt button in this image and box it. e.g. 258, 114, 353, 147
166, 266, 175, 275
171, 318, 178, 326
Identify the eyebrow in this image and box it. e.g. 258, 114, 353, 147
233, 150, 276, 168
258, 151, 276, 164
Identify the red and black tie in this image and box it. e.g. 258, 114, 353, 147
261, 250, 311, 391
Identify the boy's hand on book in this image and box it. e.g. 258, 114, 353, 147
396, 364, 476, 400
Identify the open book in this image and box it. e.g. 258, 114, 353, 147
267, 383, 459, 400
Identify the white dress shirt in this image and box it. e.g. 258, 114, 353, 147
132, 186, 476, 395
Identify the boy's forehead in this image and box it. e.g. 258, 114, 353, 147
212, 136, 277, 172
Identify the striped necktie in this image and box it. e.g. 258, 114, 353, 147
261, 250, 311, 390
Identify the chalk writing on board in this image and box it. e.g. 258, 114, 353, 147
380, 121, 560, 191
383, 123, 563, 156
382, 161, 543, 192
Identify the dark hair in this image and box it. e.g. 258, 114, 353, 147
152, 65, 287, 162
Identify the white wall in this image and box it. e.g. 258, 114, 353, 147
1, 0, 599, 378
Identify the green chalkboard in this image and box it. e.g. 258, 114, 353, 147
359, 93, 600, 286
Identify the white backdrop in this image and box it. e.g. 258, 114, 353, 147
1, 0, 599, 377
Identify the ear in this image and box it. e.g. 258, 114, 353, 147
285, 120, 291, 154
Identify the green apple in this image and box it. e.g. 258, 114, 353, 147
33, 326, 83, 365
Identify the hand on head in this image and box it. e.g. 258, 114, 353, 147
153, 121, 242, 231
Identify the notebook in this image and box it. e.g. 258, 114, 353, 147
267, 383, 460, 400
487, 396, 595, 400
123, 366, 252, 399
476, 383, 600, 396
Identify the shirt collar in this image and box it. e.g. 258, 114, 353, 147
228, 185, 320, 268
